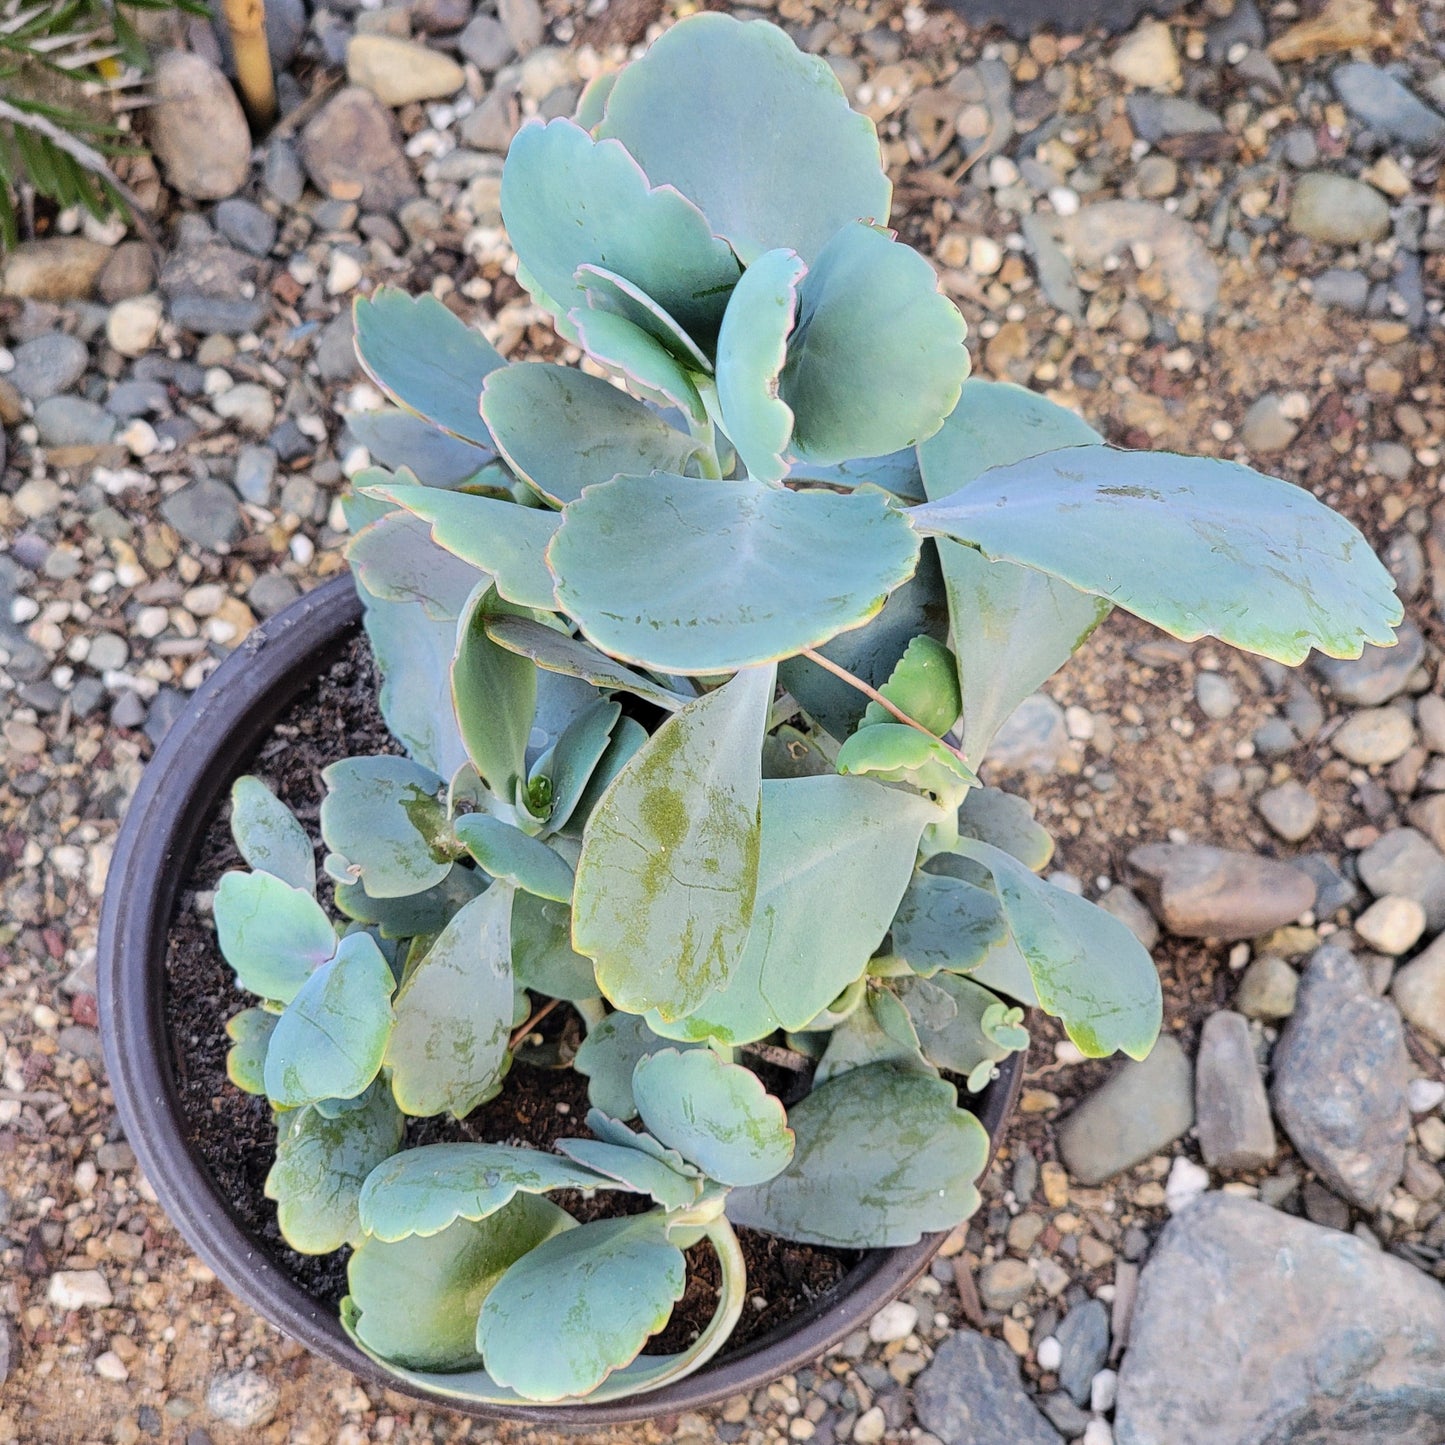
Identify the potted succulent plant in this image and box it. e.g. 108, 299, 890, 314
100, 10, 1402, 1420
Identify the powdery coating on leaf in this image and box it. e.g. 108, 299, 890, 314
547, 474, 923, 675
714, 247, 807, 483
229, 777, 315, 894
475, 1213, 687, 1401
361, 480, 560, 611
383, 884, 516, 1118
453, 815, 574, 902
726, 1064, 990, 1247
632, 1048, 794, 1186
569, 305, 706, 423
213, 869, 338, 1004
890, 870, 1010, 978
909, 447, 1403, 666
647, 776, 938, 1044
957, 838, 1162, 1060
576, 264, 713, 373
554, 1137, 700, 1211
352, 288, 504, 447
346, 507, 488, 622
358, 1141, 619, 1241
480, 362, 702, 508
572, 667, 771, 1020
573, 1011, 696, 1119
596, 13, 891, 266
265, 1085, 404, 1254
500, 117, 740, 345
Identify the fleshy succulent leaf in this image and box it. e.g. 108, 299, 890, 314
529, 698, 624, 834
452, 584, 538, 804
353, 288, 504, 449
554, 1137, 701, 1211
576, 264, 712, 373
344, 408, 495, 487
909, 447, 1403, 667
568, 305, 706, 421
384, 884, 516, 1117
225, 1007, 278, 1094
714, 246, 806, 483
348, 1196, 576, 1370
835, 725, 976, 795
890, 869, 1009, 979
632, 1048, 794, 1186
334, 863, 485, 939
500, 117, 740, 346
265, 1083, 404, 1254
813, 988, 934, 1086
346, 506, 486, 622
548, 475, 922, 674
898, 973, 1029, 1084
958, 787, 1054, 872
453, 814, 575, 902
781, 222, 970, 466
474, 1212, 686, 1401
572, 666, 772, 1020
229, 777, 315, 895
596, 13, 891, 266
264, 933, 397, 1109
863, 634, 961, 735
727, 1065, 990, 1246
510, 890, 600, 1001
359, 1141, 619, 1241
320, 756, 454, 900
957, 838, 1162, 1060
214, 870, 337, 1004
481, 363, 702, 507
360, 480, 560, 612
573, 1012, 699, 1120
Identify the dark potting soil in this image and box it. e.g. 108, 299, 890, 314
163, 628, 853, 1357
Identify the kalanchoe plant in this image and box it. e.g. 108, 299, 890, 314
209, 13, 1402, 1407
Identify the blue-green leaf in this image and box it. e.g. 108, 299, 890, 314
349, 1196, 576, 1370
452, 585, 538, 804
898, 973, 1029, 1084
266, 1084, 404, 1254
530, 699, 624, 834
549, 474, 921, 674
714, 247, 806, 483
572, 666, 771, 1020
633, 1048, 794, 1186
229, 777, 315, 895
344, 408, 495, 488
481, 363, 701, 507
577, 264, 712, 373
334, 863, 485, 939
347, 506, 487, 622
360, 480, 559, 612
835, 724, 976, 795
384, 884, 516, 1117
320, 755, 454, 899
573, 1012, 697, 1120
782, 222, 969, 466
596, 13, 890, 265
890, 870, 1009, 978
475, 1212, 686, 1401
958, 838, 1161, 1059
569, 305, 706, 422
225, 1007, 277, 1094
453, 814, 574, 902
214, 870, 337, 1004
727, 1065, 989, 1246
554, 1136, 700, 1211
910, 447, 1403, 666
359, 1141, 617, 1241
264, 933, 397, 1108
814, 988, 933, 1086
353, 288, 504, 448
510, 891, 599, 1001
958, 787, 1053, 872
500, 117, 740, 345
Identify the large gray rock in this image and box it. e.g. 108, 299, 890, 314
1128, 843, 1316, 940
1269, 946, 1408, 1211
1195, 1010, 1275, 1171
1392, 934, 1445, 1047
1058, 1035, 1193, 1185
1311, 622, 1425, 705
913, 1329, 1062, 1445
147, 51, 250, 201
1115, 1193, 1445, 1445
299, 86, 419, 214
1332, 61, 1445, 152
1289, 172, 1390, 246
1357, 828, 1445, 932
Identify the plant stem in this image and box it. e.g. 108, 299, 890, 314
221, 0, 277, 127
508, 996, 561, 1051
798, 647, 971, 764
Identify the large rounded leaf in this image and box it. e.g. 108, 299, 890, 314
908, 447, 1403, 666
359, 1141, 618, 1241
266, 1085, 404, 1255
632, 1048, 794, 1186
727, 1065, 989, 1247
475, 1212, 686, 1401
596, 14, 891, 265
500, 117, 739, 345
714, 247, 806, 483
548, 474, 922, 674
353, 288, 503, 448
229, 777, 315, 894
573, 1012, 697, 1120
264, 932, 397, 1108
481, 363, 701, 507
384, 884, 515, 1117
572, 666, 771, 1020
348, 1195, 575, 1371
214, 870, 336, 1004
780, 223, 970, 466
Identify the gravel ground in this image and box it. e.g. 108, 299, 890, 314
2, 0, 1444, 1441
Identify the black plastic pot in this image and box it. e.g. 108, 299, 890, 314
98, 573, 1025, 1425
942, 0, 1186, 35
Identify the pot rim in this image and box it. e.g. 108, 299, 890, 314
97, 572, 1024, 1425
